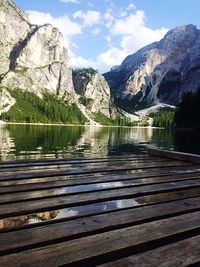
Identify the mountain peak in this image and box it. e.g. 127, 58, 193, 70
162, 24, 198, 44
104, 24, 200, 111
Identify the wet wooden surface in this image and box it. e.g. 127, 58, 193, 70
0, 152, 200, 266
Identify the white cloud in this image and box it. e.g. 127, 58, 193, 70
104, 11, 114, 22
111, 10, 168, 52
73, 10, 101, 27
111, 10, 146, 35
69, 51, 96, 69
26, 5, 169, 73
60, 0, 80, 4
91, 28, 101, 35
104, 11, 114, 29
120, 26, 168, 52
127, 3, 136, 10
96, 10, 168, 71
97, 47, 127, 69
105, 35, 112, 45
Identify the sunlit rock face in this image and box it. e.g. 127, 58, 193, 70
0, 0, 30, 75
0, 0, 75, 99
0, 88, 15, 115
104, 24, 200, 107
73, 70, 114, 118
0, 0, 115, 123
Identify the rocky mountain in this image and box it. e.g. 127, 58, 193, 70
3, 0, 200, 126
0, 0, 74, 104
104, 24, 200, 111
73, 68, 114, 118
0, 0, 113, 125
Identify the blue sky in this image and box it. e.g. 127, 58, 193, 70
14, 0, 200, 72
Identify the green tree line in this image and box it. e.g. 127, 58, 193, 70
174, 89, 200, 129
0, 89, 87, 124
149, 108, 175, 128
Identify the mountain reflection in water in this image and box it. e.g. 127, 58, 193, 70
0, 124, 173, 161
0, 198, 140, 230
0, 124, 199, 160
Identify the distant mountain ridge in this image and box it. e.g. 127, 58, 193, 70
104, 24, 200, 111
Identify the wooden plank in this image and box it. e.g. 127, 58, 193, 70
0, 164, 198, 186
1, 179, 200, 217
136, 187, 200, 205
0, 155, 149, 167
1, 171, 200, 194
149, 148, 200, 164
1, 177, 200, 205
1, 197, 200, 255
0, 161, 192, 181
0, 158, 180, 175
1, 211, 200, 266
2, 187, 200, 233
0, 156, 161, 171
99, 235, 200, 267
0, 198, 139, 232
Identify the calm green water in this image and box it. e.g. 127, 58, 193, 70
0, 124, 199, 161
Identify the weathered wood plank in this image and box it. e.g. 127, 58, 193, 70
0, 156, 161, 171
0, 158, 182, 175
0, 155, 149, 167
0, 164, 198, 186
0, 153, 199, 266
1, 211, 200, 266
99, 235, 200, 267
0, 161, 192, 181
1, 197, 200, 255
1, 171, 200, 194
1, 187, 200, 233
1, 179, 200, 216
1, 177, 200, 205
0, 188, 200, 236
136, 187, 200, 205
149, 148, 200, 164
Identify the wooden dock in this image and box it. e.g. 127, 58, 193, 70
0, 149, 200, 266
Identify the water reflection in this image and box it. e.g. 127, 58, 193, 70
0, 125, 161, 161
0, 210, 59, 229
136, 187, 200, 204
0, 124, 199, 161
2, 185, 200, 231
0, 126, 15, 161
0, 198, 139, 230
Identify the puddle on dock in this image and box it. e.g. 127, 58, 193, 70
136, 187, 200, 204
0, 198, 139, 230
1, 186, 200, 231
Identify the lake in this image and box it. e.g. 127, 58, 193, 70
0, 124, 199, 161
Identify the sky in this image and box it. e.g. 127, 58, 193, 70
14, 0, 200, 73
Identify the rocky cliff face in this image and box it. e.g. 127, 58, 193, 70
73, 69, 114, 118
104, 25, 200, 109
0, 88, 15, 115
0, 0, 74, 101
0, 0, 114, 124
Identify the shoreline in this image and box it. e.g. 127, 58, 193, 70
0, 121, 165, 129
